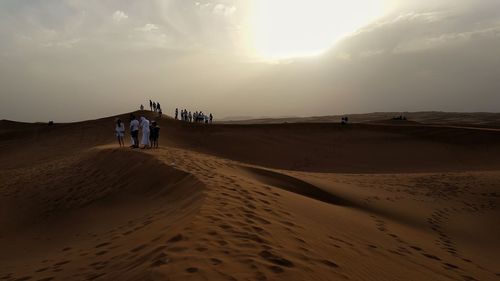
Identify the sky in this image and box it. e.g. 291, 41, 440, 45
0, 0, 499, 122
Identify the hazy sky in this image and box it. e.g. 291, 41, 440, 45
0, 0, 499, 122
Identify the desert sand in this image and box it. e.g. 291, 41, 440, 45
1, 111, 499, 281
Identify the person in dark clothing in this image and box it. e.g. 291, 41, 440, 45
149, 100, 152, 111
175, 108, 178, 120
150, 121, 160, 149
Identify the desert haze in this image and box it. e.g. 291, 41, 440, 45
0, 111, 499, 281
1, 0, 500, 280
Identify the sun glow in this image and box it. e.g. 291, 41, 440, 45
250, 0, 385, 59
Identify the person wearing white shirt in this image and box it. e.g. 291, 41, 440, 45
115, 119, 125, 147
130, 115, 140, 148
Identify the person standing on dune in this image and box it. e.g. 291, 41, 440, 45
140, 116, 150, 149
115, 119, 125, 147
130, 115, 140, 148
149, 100, 152, 111
175, 108, 179, 120
149, 121, 160, 149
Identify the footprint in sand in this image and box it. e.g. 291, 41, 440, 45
53, 260, 71, 267
321, 260, 339, 268
443, 262, 459, 270
167, 234, 184, 243
268, 266, 284, 273
130, 244, 149, 253
169, 247, 188, 252
422, 253, 441, 261
210, 258, 223, 265
185, 267, 199, 273
94, 242, 111, 248
35, 267, 49, 273
259, 250, 294, 268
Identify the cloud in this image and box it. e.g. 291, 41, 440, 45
112, 10, 128, 23
131, 23, 174, 49
213, 4, 237, 16
359, 49, 384, 58
394, 25, 500, 53
42, 38, 81, 49
136, 23, 160, 33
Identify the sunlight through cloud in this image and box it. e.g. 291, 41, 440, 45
250, 0, 385, 59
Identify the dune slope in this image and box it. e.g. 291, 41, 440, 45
1, 111, 499, 281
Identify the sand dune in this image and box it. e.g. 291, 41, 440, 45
167, 121, 500, 173
1, 111, 499, 281
221, 112, 500, 128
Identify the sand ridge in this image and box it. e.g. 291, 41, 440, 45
1, 111, 499, 280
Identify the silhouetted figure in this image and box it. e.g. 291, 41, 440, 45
115, 118, 125, 147
140, 104, 144, 111
152, 102, 157, 112
393, 114, 407, 121
157, 103, 161, 112
150, 121, 160, 149
149, 100, 152, 111
209, 113, 213, 123
130, 115, 140, 148
175, 108, 179, 120
189, 111, 192, 123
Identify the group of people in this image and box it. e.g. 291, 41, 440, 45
149, 100, 162, 114
392, 115, 407, 121
139, 100, 163, 117
175, 108, 213, 124
114, 100, 216, 148
115, 114, 160, 149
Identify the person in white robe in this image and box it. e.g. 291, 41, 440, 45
140, 116, 150, 149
